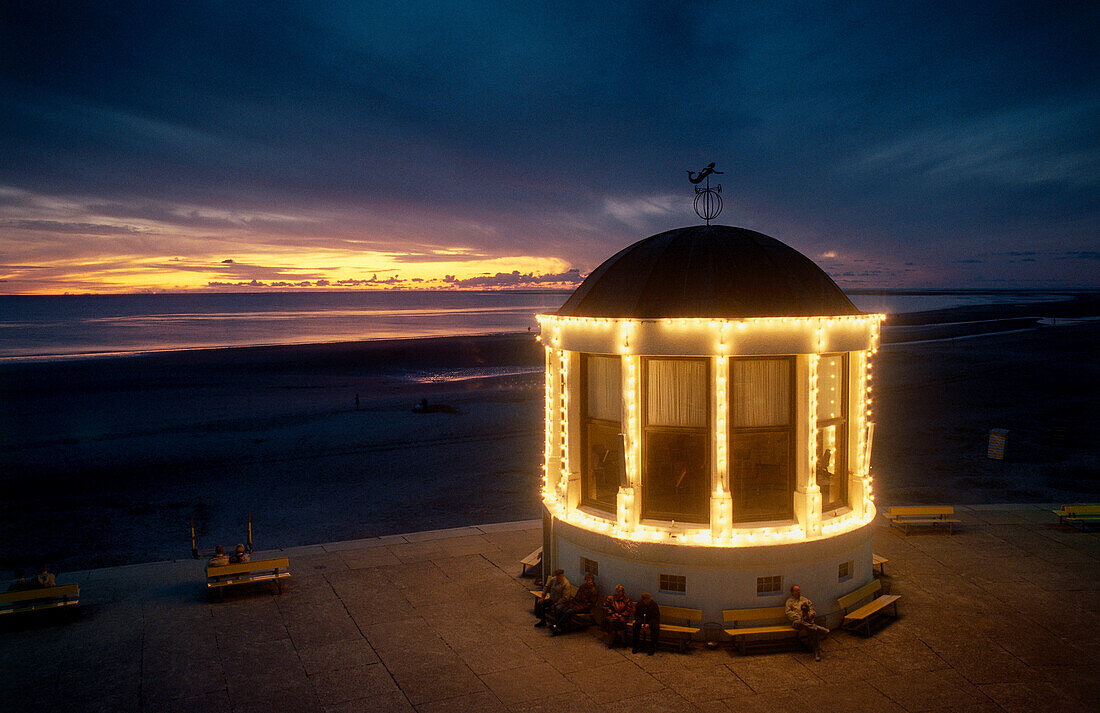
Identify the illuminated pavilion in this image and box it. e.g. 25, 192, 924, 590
537, 225, 885, 625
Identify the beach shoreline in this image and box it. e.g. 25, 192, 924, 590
1, 299, 1098, 575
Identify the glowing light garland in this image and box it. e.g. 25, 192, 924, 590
537, 312, 884, 547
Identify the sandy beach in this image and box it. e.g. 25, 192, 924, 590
2, 296, 1098, 575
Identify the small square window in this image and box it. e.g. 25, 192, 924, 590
659, 573, 686, 593
838, 560, 853, 581
756, 575, 782, 595
581, 557, 599, 576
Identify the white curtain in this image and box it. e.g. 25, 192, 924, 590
647, 359, 707, 427
732, 358, 790, 427
586, 355, 621, 421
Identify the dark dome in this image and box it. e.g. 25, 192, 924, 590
558, 225, 860, 319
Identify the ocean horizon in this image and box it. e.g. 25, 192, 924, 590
0, 288, 1080, 361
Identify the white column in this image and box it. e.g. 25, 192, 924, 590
712, 355, 732, 539
793, 353, 822, 536
618, 354, 641, 532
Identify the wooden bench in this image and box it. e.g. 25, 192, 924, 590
0, 583, 80, 616
883, 506, 960, 535
206, 558, 290, 598
1053, 504, 1100, 528
520, 547, 542, 576
722, 606, 800, 654
657, 605, 702, 652
837, 579, 900, 637
873, 553, 889, 575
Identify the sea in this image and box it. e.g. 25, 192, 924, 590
0, 289, 1075, 361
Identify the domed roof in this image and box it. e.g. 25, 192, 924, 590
558, 225, 860, 319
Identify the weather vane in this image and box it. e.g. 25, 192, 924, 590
687, 161, 723, 225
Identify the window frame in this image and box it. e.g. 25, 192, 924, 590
640, 356, 711, 524
580, 354, 623, 514
728, 355, 796, 523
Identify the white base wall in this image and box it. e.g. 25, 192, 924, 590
545, 507, 874, 629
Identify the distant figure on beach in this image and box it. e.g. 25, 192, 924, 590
7, 568, 32, 592
208, 545, 229, 566
230, 544, 250, 564
551, 571, 598, 635
602, 584, 634, 648
355, 393, 360, 410
34, 564, 56, 588
534, 569, 571, 627
785, 584, 830, 661
632, 592, 660, 654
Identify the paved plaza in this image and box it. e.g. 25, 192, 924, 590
2, 504, 1098, 712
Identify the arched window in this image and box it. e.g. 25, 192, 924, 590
642, 358, 710, 523
816, 353, 848, 511
729, 357, 795, 522
581, 355, 624, 512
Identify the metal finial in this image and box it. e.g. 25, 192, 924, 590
686, 162, 723, 225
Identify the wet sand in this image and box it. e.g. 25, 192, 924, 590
1, 298, 1098, 575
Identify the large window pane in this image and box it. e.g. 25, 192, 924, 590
647, 359, 707, 427
587, 355, 621, 421
585, 421, 625, 510
816, 425, 846, 510
643, 430, 709, 522
816, 353, 848, 510
730, 431, 791, 521
732, 359, 790, 427
582, 354, 623, 513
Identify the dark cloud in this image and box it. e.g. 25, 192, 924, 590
442, 269, 583, 288
1, 1, 1097, 289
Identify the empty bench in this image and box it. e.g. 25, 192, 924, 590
1053, 504, 1100, 529
658, 605, 702, 652
837, 578, 900, 637
883, 506, 960, 535
722, 606, 799, 654
206, 558, 290, 599
0, 583, 80, 616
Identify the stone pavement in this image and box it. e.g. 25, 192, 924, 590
1, 505, 1097, 712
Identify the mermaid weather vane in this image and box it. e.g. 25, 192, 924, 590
687, 161, 723, 225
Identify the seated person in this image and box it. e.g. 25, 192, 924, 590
230, 544, 250, 564
631, 592, 661, 655
551, 572, 598, 635
34, 564, 56, 588
534, 569, 571, 627
602, 584, 634, 648
784, 584, 830, 661
208, 545, 230, 567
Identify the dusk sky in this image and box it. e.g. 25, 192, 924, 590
1, 2, 1096, 294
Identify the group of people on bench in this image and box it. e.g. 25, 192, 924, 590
207, 545, 250, 566
6, 565, 55, 591
534, 570, 831, 658
532, 569, 661, 654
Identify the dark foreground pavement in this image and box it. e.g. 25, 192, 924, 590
2, 505, 1097, 712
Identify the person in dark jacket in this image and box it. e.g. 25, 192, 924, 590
631, 591, 660, 654
551, 572, 598, 634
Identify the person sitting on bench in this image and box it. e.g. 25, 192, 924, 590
209, 546, 229, 567
602, 584, 634, 648
551, 572, 598, 635
34, 564, 56, 588
785, 584, 830, 661
534, 569, 570, 627
230, 544, 250, 564
632, 592, 661, 655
